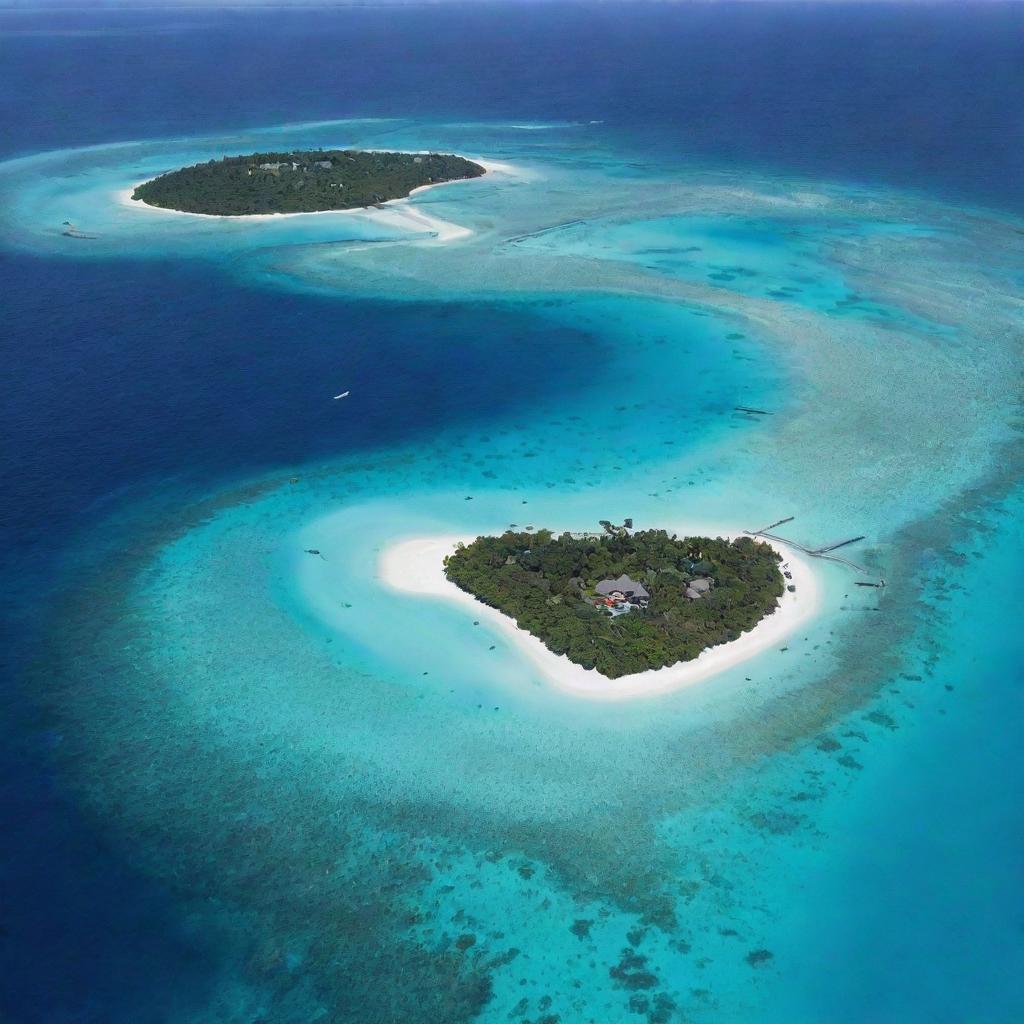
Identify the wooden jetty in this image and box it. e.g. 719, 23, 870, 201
744, 517, 871, 574
810, 536, 865, 554
751, 516, 794, 535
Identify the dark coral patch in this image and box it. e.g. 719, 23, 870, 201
609, 948, 659, 990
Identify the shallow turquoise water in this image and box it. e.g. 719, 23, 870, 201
5, 119, 1023, 1021
516, 213, 949, 330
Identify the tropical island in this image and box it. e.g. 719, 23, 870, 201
443, 526, 786, 678
130, 149, 486, 216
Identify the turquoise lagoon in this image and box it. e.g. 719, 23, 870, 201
6, 120, 1024, 1022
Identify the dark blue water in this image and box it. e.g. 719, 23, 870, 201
4, 3, 1024, 209
1, 255, 600, 562
2, 5, 1023, 1021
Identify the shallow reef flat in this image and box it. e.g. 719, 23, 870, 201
11, 120, 1024, 1022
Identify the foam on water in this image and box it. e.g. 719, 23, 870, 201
6, 121, 1024, 1021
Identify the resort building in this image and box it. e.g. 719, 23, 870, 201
685, 578, 714, 600
595, 575, 650, 603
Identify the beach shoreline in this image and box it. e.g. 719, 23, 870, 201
115, 155, 519, 241
377, 530, 821, 701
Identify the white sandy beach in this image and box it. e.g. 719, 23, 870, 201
117, 182, 473, 241
116, 156, 523, 242
378, 531, 820, 701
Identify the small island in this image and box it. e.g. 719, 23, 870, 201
130, 149, 486, 216
443, 527, 785, 679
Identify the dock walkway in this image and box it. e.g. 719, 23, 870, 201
745, 518, 870, 574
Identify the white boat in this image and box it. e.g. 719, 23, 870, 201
332, 391, 350, 400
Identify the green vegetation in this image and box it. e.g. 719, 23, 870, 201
444, 528, 785, 678
131, 149, 486, 216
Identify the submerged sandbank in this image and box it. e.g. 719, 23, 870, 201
378, 531, 820, 701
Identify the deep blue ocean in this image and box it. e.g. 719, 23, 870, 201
2, 4, 1023, 1023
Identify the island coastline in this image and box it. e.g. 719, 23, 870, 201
116, 154, 518, 242
118, 181, 474, 241
378, 530, 821, 701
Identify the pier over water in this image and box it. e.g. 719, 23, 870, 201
745, 517, 873, 575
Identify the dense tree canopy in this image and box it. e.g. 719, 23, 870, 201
444, 529, 785, 678
131, 150, 485, 215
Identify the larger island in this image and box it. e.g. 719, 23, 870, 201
444, 527, 786, 679
130, 149, 486, 216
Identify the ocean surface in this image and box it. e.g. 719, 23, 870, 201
2, 4, 1023, 1023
